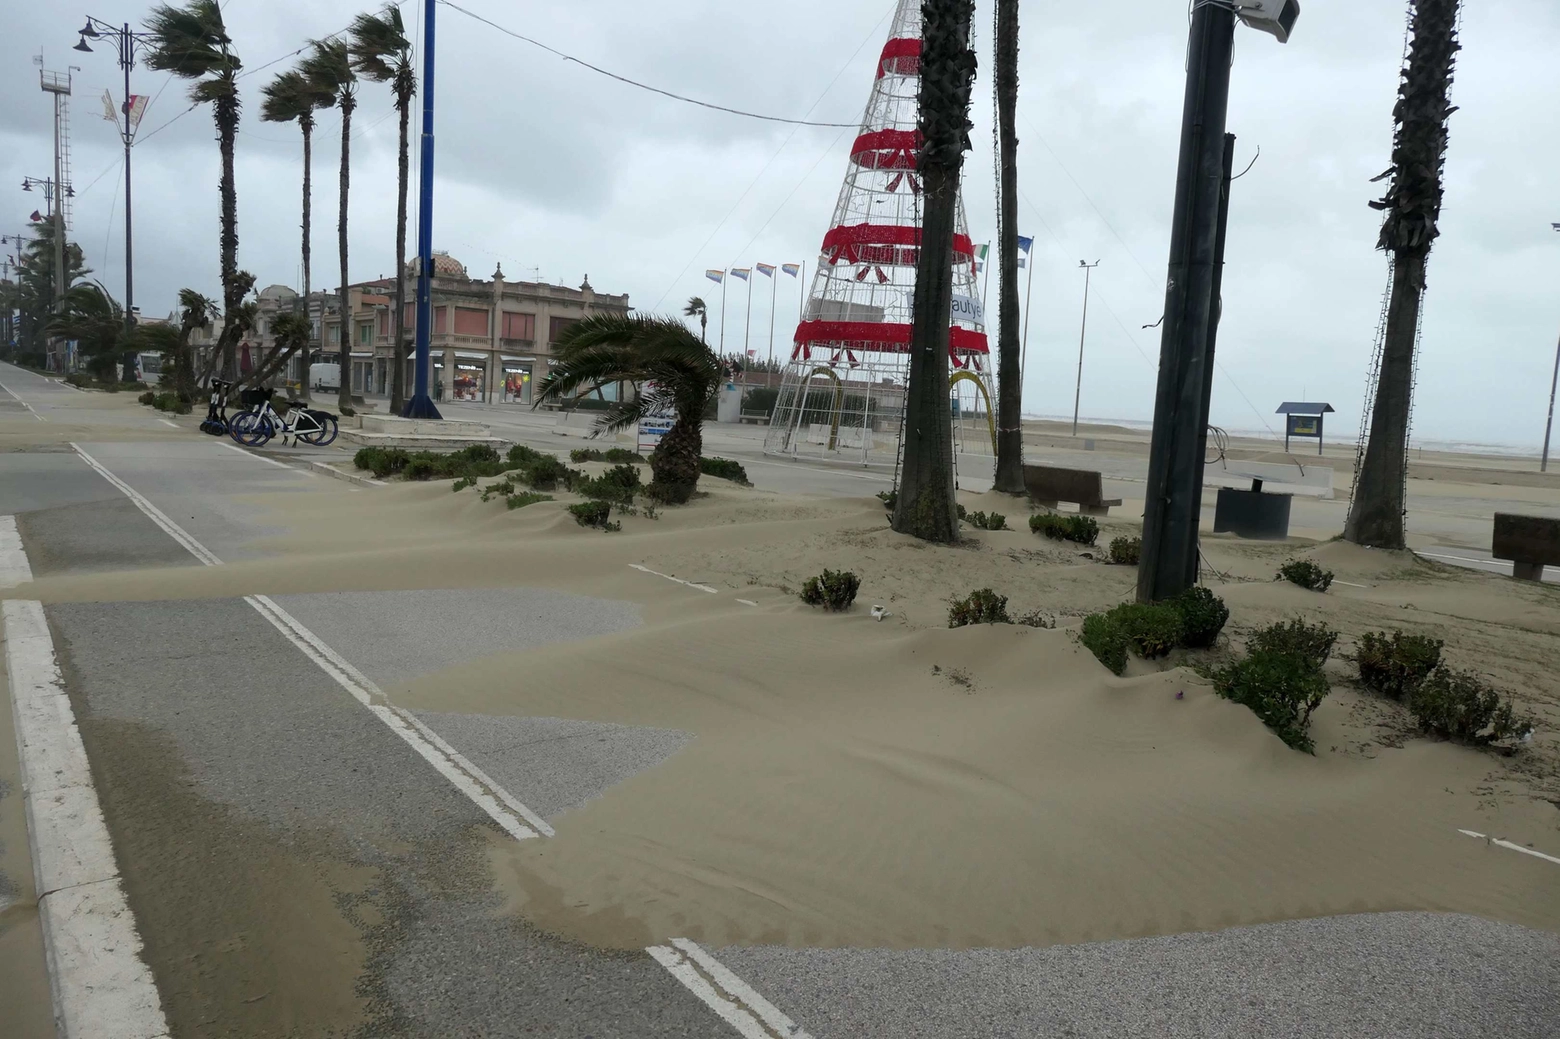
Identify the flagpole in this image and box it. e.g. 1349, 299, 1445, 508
767, 270, 778, 368
980, 243, 992, 312
1019, 249, 1036, 385
743, 273, 753, 363
719, 274, 727, 353
798, 260, 807, 327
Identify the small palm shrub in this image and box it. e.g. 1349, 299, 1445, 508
138, 390, 157, 405
701, 457, 751, 485
506, 491, 551, 510
1108, 536, 1142, 565
1356, 631, 1443, 700
520, 455, 571, 490
1080, 614, 1130, 675
948, 588, 1010, 628
964, 511, 1008, 531
1030, 513, 1099, 545
568, 500, 613, 528
1169, 586, 1229, 649
1409, 668, 1535, 747
573, 464, 641, 505
1211, 648, 1331, 753
1278, 559, 1334, 592
800, 569, 860, 611
1107, 603, 1185, 659
1248, 618, 1338, 670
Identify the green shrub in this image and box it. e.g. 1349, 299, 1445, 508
955, 503, 968, 521
1278, 558, 1334, 592
948, 588, 1010, 628
151, 391, 191, 414
355, 447, 412, 477
1169, 586, 1229, 649
1016, 609, 1054, 629
402, 455, 441, 481
800, 569, 860, 611
1211, 649, 1331, 752
506, 491, 552, 510
877, 490, 897, 510
519, 455, 570, 490
65, 371, 94, 388
479, 480, 514, 502
568, 500, 613, 528
570, 447, 645, 464
1108, 537, 1142, 565
1408, 668, 1535, 746
452, 475, 477, 492
1030, 513, 1099, 545
573, 464, 642, 505
1105, 602, 1184, 659
1248, 618, 1338, 670
1080, 614, 1129, 675
507, 444, 544, 467
138, 390, 157, 406
701, 456, 751, 485
964, 511, 1008, 531
1356, 630, 1443, 700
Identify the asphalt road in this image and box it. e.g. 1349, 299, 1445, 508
3, 362, 1558, 1037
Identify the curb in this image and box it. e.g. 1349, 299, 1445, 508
309, 461, 388, 488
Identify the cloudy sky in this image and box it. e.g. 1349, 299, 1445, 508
4, 0, 1558, 447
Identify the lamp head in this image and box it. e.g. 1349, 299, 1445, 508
1234, 0, 1300, 44
74, 37, 94, 53
21, 179, 31, 191
79, 20, 101, 39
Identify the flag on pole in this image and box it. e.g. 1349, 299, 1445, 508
730, 268, 751, 281
1017, 235, 1033, 253
756, 262, 776, 277
101, 90, 118, 123
126, 95, 149, 131
976, 243, 990, 261
705, 269, 725, 283
781, 263, 801, 277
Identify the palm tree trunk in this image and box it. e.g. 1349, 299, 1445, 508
216, 89, 241, 383
650, 413, 703, 503
992, 0, 1023, 494
1345, 253, 1424, 549
300, 116, 313, 402
390, 90, 411, 414
892, 0, 977, 544
337, 95, 354, 416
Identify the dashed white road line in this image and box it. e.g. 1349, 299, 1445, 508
1, 515, 33, 589
157, 419, 179, 429
0, 377, 46, 421
1458, 829, 1560, 867
68, 442, 547, 843
4, 560, 170, 1036
648, 939, 813, 1039
629, 563, 719, 594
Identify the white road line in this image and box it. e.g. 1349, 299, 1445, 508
219, 440, 296, 470
1, 515, 34, 589
1417, 550, 1520, 574
736, 599, 759, 607
157, 419, 179, 429
4, 597, 170, 1039
68, 443, 548, 843
0, 378, 46, 421
648, 940, 813, 1039
629, 563, 719, 594
1458, 829, 1560, 867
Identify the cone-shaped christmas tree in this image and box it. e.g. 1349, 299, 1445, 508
764, 0, 993, 467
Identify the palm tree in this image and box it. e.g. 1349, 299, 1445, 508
534, 314, 721, 503
1345, 0, 1462, 550
893, 0, 978, 542
47, 281, 125, 379
260, 67, 331, 398
301, 37, 357, 416
991, 0, 1023, 494
243, 311, 314, 390
350, 4, 417, 414
174, 288, 219, 400
683, 297, 709, 344
145, 0, 242, 382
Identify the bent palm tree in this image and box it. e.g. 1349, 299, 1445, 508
174, 288, 219, 399
535, 314, 721, 503
145, 0, 242, 382
893, 0, 978, 542
47, 281, 125, 377
260, 67, 331, 398
1345, 0, 1462, 549
991, 0, 1023, 494
683, 296, 709, 344
301, 37, 357, 416
350, 5, 416, 414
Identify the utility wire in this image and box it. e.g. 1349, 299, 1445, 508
438, 0, 859, 129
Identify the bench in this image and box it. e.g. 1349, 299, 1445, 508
1492, 512, 1560, 582
1022, 464, 1123, 517
739, 411, 771, 425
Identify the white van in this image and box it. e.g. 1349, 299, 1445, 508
310, 362, 341, 392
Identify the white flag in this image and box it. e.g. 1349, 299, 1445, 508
101, 90, 118, 123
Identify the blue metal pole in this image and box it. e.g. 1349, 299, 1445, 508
403, 0, 441, 418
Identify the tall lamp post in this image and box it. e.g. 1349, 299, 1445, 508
403, 0, 442, 418
1542, 222, 1560, 473
1137, 0, 1299, 604
1072, 260, 1100, 435
75, 18, 154, 350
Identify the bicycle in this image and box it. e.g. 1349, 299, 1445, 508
199, 378, 233, 436
229, 387, 339, 448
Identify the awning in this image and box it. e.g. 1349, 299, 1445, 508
454, 351, 489, 361
499, 355, 535, 363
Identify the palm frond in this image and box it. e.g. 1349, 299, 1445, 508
349, 7, 410, 83
299, 37, 355, 101
683, 296, 707, 317
260, 67, 331, 124
145, 0, 240, 104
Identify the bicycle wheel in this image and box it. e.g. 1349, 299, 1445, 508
297, 411, 338, 447
229, 410, 273, 446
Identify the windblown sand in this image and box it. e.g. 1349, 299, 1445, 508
11, 423, 1560, 952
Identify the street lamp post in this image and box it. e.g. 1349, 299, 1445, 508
1542, 222, 1560, 473
21, 177, 69, 320
75, 18, 153, 352
1072, 260, 1100, 436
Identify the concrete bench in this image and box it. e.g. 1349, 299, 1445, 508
1023, 464, 1123, 517
739, 411, 771, 425
1492, 512, 1560, 581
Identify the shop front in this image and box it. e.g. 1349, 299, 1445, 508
501, 356, 533, 404
451, 353, 488, 402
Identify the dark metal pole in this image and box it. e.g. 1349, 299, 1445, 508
1072, 260, 1099, 436
1138, 4, 1236, 603
403, 0, 441, 419
122, 25, 134, 345
1542, 328, 1559, 473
